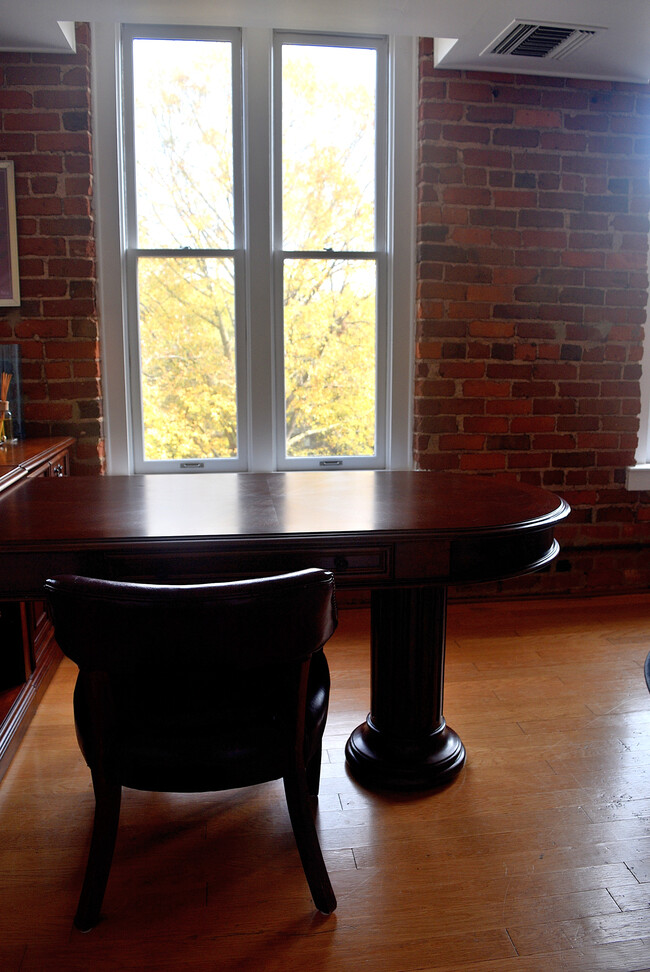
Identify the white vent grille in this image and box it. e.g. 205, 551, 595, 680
485, 21, 601, 61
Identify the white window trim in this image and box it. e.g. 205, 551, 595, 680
92, 24, 415, 474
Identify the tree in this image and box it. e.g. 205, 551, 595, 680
133, 38, 378, 461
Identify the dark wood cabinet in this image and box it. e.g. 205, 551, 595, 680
0, 437, 73, 780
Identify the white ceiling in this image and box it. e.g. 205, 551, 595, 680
2, 0, 650, 83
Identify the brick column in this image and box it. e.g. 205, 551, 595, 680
0, 23, 102, 475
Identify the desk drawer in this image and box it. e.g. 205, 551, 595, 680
103, 544, 391, 586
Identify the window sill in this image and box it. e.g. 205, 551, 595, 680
626, 464, 650, 491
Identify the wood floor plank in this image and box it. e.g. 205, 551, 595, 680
425, 939, 650, 972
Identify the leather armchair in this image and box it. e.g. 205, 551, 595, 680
45, 568, 338, 930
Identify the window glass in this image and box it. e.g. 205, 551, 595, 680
138, 257, 237, 461
133, 39, 234, 250
129, 35, 239, 464
281, 45, 376, 252
279, 40, 381, 463
283, 259, 376, 457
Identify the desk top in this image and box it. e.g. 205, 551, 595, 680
0, 470, 569, 548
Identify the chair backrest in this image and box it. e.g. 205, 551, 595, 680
45, 568, 337, 791
45, 568, 337, 677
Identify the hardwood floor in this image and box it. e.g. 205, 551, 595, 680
2, 594, 650, 971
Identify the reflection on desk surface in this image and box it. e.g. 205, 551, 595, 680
0, 470, 569, 544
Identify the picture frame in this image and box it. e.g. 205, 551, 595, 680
0, 161, 20, 307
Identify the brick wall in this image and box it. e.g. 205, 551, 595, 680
0, 23, 103, 475
416, 39, 650, 596
1, 28, 650, 594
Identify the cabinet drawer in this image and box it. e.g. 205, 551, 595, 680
103, 544, 391, 586
27, 450, 69, 479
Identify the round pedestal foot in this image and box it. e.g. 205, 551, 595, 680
344, 717, 466, 791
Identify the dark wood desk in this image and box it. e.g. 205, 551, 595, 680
0, 471, 569, 790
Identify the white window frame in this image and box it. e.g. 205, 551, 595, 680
122, 25, 248, 474
272, 31, 389, 470
92, 24, 416, 474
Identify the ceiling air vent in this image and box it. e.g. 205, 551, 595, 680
485, 21, 601, 61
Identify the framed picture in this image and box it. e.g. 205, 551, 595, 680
0, 161, 20, 307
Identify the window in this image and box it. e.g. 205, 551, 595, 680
95, 26, 415, 474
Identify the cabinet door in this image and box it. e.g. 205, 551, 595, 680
27, 449, 70, 479
0, 603, 29, 691
29, 601, 52, 667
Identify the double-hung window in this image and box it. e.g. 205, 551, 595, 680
111, 26, 413, 473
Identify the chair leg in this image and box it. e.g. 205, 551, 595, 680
305, 741, 322, 797
74, 775, 122, 932
283, 770, 336, 914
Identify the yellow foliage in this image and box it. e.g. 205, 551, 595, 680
134, 39, 378, 462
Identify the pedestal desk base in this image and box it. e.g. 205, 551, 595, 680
345, 719, 466, 790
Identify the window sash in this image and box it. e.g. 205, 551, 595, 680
272, 32, 389, 470
122, 25, 248, 473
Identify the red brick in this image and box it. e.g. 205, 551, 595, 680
469, 321, 515, 338
464, 417, 509, 434
439, 434, 485, 450
4, 66, 61, 85
492, 189, 537, 208
506, 452, 552, 469
439, 362, 484, 379
462, 380, 511, 398
448, 81, 495, 103
44, 339, 99, 360
540, 132, 588, 152
41, 299, 96, 318
441, 124, 491, 144
459, 454, 506, 471
5, 112, 60, 131
0, 90, 32, 108
36, 132, 91, 153
515, 108, 561, 128
415, 342, 442, 359
33, 89, 90, 109
511, 417, 556, 433
486, 399, 532, 415
24, 401, 74, 421
44, 361, 72, 379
